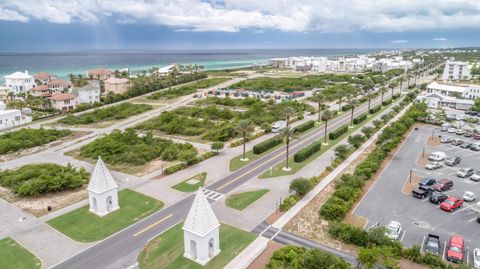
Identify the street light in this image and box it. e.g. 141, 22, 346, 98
409, 169, 413, 183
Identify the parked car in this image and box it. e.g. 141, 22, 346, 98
463, 191, 476, 202
425, 234, 441, 255
432, 179, 453, 191
456, 129, 466, 135
445, 156, 461, 166
451, 139, 464, 146
428, 152, 446, 162
440, 196, 464, 212
440, 137, 452, 143
465, 131, 474, 138
446, 235, 465, 263
457, 168, 474, 178
429, 191, 448, 204
425, 162, 443, 170
441, 123, 453, 132
419, 177, 436, 190
460, 143, 472, 149
471, 143, 480, 151
471, 171, 480, 182
412, 188, 430, 199
473, 248, 480, 269
475, 133, 480, 140
385, 221, 402, 240
448, 128, 456, 133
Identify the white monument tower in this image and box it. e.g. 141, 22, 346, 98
183, 188, 221, 265
87, 157, 119, 217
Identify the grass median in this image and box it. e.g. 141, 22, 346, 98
259, 102, 395, 179
225, 189, 269, 210
0, 237, 41, 269
47, 189, 164, 242
172, 172, 207, 192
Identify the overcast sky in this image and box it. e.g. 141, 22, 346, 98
1, 0, 480, 50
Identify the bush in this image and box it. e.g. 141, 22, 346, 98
253, 136, 283, 154
329, 124, 349, 140
293, 120, 315, 134
341, 104, 353, 112
348, 134, 366, 149
211, 142, 224, 152
293, 141, 321, 162
353, 113, 368, 124
334, 144, 351, 160
382, 99, 392, 106
392, 93, 401, 99
289, 178, 313, 196
361, 126, 375, 138
266, 246, 352, 269
279, 195, 298, 211
164, 163, 187, 175
0, 163, 89, 196
0, 128, 72, 155
59, 103, 152, 125
369, 105, 381, 114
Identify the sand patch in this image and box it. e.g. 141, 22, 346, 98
401, 174, 423, 194
247, 241, 284, 269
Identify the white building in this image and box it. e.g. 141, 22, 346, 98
183, 188, 221, 265
416, 93, 474, 111
47, 79, 73, 94
426, 81, 480, 100
72, 81, 100, 104
49, 93, 77, 111
442, 61, 472, 81
88, 157, 120, 217
3, 71, 36, 95
0, 102, 32, 130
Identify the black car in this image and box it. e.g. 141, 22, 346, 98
412, 188, 430, 199
477, 216, 480, 224
460, 143, 472, 149
425, 234, 441, 255
419, 177, 436, 190
429, 191, 448, 204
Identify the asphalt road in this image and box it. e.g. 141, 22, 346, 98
52, 88, 400, 269
354, 124, 480, 266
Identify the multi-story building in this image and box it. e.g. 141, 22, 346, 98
87, 69, 114, 80
47, 79, 73, 94
34, 72, 58, 85
71, 81, 101, 104
3, 71, 36, 94
0, 101, 32, 130
442, 61, 472, 81
49, 93, 77, 111
105, 78, 130, 95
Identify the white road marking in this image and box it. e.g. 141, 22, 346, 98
469, 217, 478, 223
467, 248, 470, 266
125, 262, 139, 269
452, 203, 477, 215
400, 230, 407, 242
443, 241, 447, 260
421, 235, 426, 253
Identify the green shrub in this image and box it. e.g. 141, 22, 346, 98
266, 246, 352, 269
289, 178, 313, 196
392, 93, 401, 99
164, 163, 187, 175
59, 103, 152, 125
347, 134, 366, 149
369, 105, 381, 114
253, 136, 283, 154
293, 141, 321, 162
353, 113, 368, 124
0, 128, 72, 155
0, 163, 89, 196
293, 120, 315, 134
279, 195, 298, 211
382, 99, 392, 106
328, 124, 349, 140
342, 104, 353, 112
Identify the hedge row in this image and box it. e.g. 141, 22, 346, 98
369, 105, 381, 114
341, 104, 353, 112
392, 93, 401, 99
294, 141, 321, 163
320, 101, 427, 221
293, 120, 315, 134
353, 113, 367, 125
382, 98, 392, 106
164, 151, 218, 175
253, 136, 283, 154
328, 124, 349, 140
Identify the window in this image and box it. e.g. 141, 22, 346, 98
65, 100, 70, 105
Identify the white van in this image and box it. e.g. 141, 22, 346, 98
428, 151, 446, 161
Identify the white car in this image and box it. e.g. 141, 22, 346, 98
474, 248, 480, 269
385, 221, 402, 240
425, 162, 443, 170
448, 128, 456, 133
471, 171, 480, 182
457, 167, 474, 178
428, 152, 446, 162
463, 191, 477, 202
455, 129, 466, 135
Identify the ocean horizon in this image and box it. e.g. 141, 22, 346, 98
0, 48, 380, 81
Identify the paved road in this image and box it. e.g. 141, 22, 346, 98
52, 86, 400, 269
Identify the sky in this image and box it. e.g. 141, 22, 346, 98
0, 0, 480, 50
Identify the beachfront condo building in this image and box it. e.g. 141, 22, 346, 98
442, 61, 472, 81
3, 70, 36, 95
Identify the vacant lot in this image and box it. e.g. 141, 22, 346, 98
0, 128, 72, 155
147, 77, 231, 100
58, 103, 152, 125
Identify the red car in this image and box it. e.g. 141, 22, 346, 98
446, 235, 464, 263
440, 197, 464, 212
432, 179, 453, 191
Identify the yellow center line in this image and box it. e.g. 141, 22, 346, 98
133, 214, 173, 237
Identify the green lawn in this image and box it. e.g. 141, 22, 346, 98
172, 172, 207, 192
0, 237, 41, 269
47, 189, 164, 242
225, 189, 269, 210
138, 223, 256, 269
259, 102, 395, 179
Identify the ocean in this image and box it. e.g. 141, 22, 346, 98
0, 49, 379, 80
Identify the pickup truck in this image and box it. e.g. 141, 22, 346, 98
425, 234, 441, 255
412, 188, 430, 199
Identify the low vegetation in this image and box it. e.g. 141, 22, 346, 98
172, 172, 206, 192
0, 128, 72, 155
48, 189, 164, 242
0, 163, 89, 197
225, 189, 269, 210
79, 128, 198, 166
0, 237, 41, 269
147, 77, 230, 100
266, 245, 351, 269
59, 103, 152, 125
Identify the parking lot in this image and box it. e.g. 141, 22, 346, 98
354, 123, 480, 266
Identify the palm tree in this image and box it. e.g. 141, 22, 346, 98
311, 92, 326, 122
236, 120, 251, 161
280, 126, 295, 171
365, 91, 374, 115
335, 90, 345, 112
283, 106, 295, 128
379, 87, 387, 104
398, 76, 404, 93
321, 109, 333, 145
348, 98, 357, 127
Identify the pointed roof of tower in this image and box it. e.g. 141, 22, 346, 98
183, 188, 220, 237
87, 157, 118, 194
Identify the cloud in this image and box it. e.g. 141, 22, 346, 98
433, 37, 448, 41
1, 0, 480, 33
390, 40, 408, 44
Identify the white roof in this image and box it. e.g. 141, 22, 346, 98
0, 109, 21, 116
87, 157, 118, 194
183, 188, 220, 237
158, 65, 175, 73
427, 81, 466, 93
3, 71, 33, 79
